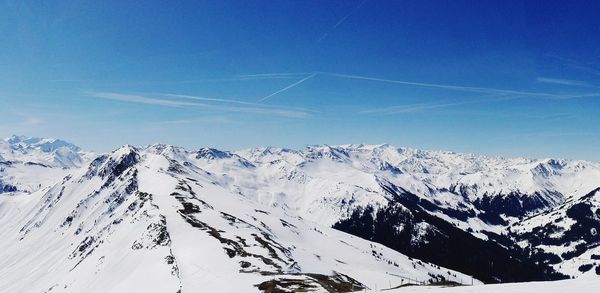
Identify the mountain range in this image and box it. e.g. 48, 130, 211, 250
1, 135, 599, 292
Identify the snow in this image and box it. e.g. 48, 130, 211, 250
1, 136, 599, 292
0, 142, 479, 292
378, 273, 600, 293
0, 135, 87, 168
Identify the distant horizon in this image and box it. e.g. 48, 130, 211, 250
1, 1, 599, 161
4, 133, 598, 163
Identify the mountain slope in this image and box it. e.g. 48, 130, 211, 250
229, 145, 599, 279
509, 187, 600, 276
0, 145, 475, 293
381, 272, 600, 293
0, 136, 88, 194
2, 137, 599, 291
0, 135, 86, 168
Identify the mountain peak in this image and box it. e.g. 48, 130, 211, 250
0, 135, 84, 168
4, 135, 81, 153
195, 147, 233, 160
113, 144, 138, 155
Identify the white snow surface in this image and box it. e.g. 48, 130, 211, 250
0, 135, 88, 168
2, 138, 599, 291
379, 272, 600, 292
0, 136, 91, 194
0, 144, 477, 293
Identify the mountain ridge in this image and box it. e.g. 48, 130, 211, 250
1, 136, 599, 291
0, 140, 477, 292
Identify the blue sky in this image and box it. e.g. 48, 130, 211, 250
1, 1, 600, 160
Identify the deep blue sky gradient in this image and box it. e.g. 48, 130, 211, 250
1, 1, 599, 160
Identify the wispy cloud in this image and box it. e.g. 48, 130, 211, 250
257, 73, 317, 102
321, 72, 562, 98
22, 116, 45, 126
362, 102, 463, 114
88, 92, 204, 107
554, 93, 600, 100
318, 0, 369, 42
61, 73, 311, 87
546, 55, 600, 77
166, 94, 316, 113
237, 72, 313, 79
230, 70, 600, 108
87, 91, 310, 118
147, 116, 234, 126
48, 79, 88, 83
536, 77, 591, 87
361, 94, 515, 115
570, 64, 600, 77
168, 94, 276, 107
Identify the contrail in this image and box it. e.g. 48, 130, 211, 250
168, 94, 273, 106
236, 71, 596, 101
87, 91, 310, 118
238, 72, 313, 79
257, 73, 317, 102
360, 94, 517, 115
535, 77, 591, 87
554, 93, 600, 100
167, 94, 318, 113
320, 72, 563, 98
318, 0, 369, 42
545, 54, 600, 77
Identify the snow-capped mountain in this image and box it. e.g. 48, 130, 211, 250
509, 187, 600, 276
1, 137, 599, 292
0, 141, 477, 293
150, 143, 600, 281
0, 135, 86, 168
0, 136, 90, 194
